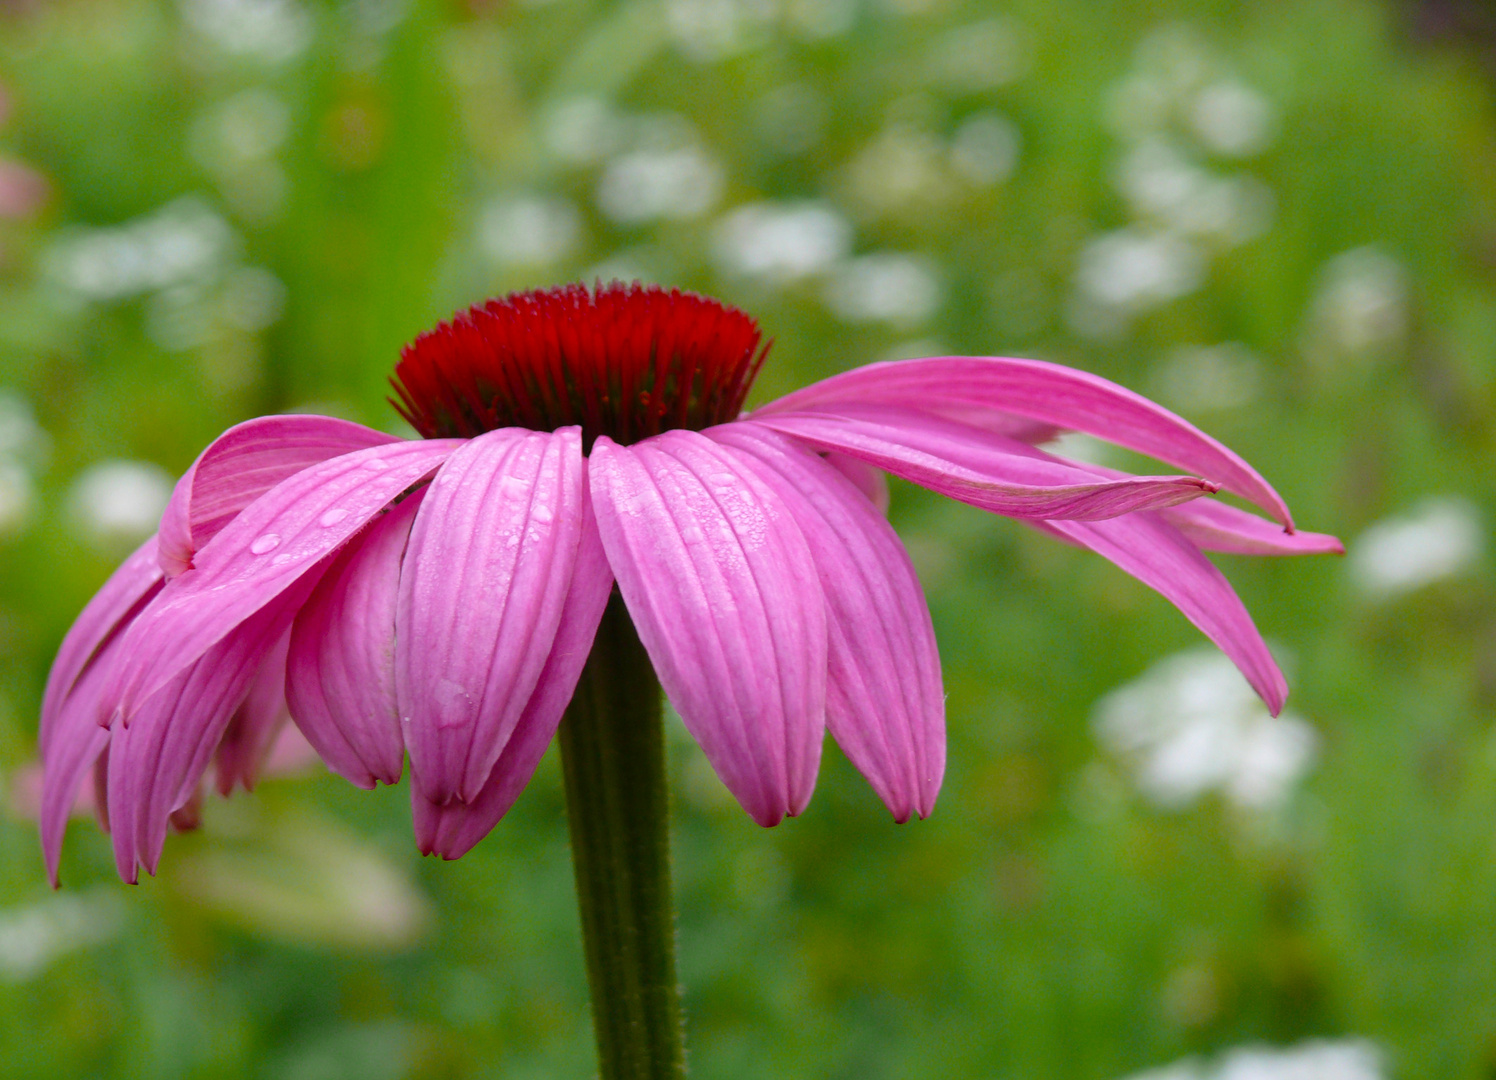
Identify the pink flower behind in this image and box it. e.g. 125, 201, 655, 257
39, 283, 1341, 884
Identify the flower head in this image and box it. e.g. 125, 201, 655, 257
39, 282, 1340, 883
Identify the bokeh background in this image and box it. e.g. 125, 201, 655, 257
0, 0, 1492, 1076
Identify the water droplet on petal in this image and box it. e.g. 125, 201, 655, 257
362, 458, 391, 471
320, 507, 350, 527
250, 533, 281, 555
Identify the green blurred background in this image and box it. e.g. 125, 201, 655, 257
0, 0, 1493, 1076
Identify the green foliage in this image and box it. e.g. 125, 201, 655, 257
0, 0, 1492, 1076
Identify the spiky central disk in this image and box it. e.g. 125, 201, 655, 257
391, 283, 770, 446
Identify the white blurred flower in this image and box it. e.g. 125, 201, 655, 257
480, 195, 582, 267
541, 96, 625, 166
1094, 648, 1317, 812
220, 266, 287, 332
949, 113, 1021, 186
0, 890, 124, 981
1075, 228, 1205, 312
1043, 432, 1116, 467
1116, 139, 1208, 218
597, 143, 724, 224
189, 88, 292, 169
1216, 1041, 1383, 1080
844, 124, 953, 216
712, 201, 852, 284
0, 460, 33, 536
782, 0, 855, 40
180, 0, 314, 63
1350, 497, 1484, 598
824, 253, 942, 327
925, 18, 1029, 91
1151, 342, 1263, 412
666, 0, 774, 63
0, 392, 50, 465
1119, 1041, 1383, 1080
45, 198, 237, 302
69, 460, 174, 546
1191, 81, 1276, 158
1304, 247, 1408, 360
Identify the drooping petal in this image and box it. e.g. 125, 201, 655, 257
823, 451, 891, 515
589, 430, 827, 826
40, 659, 113, 887
284, 489, 426, 789
397, 427, 589, 804
750, 405, 1217, 519
158, 415, 398, 577
213, 630, 292, 795
712, 424, 944, 821
106, 580, 316, 882
413, 505, 614, 859
40, 537, 163, 753
755, 356, 1294, 525
1044, 513, 1288, 714
1161, 499, 1345, 556
1036, 450, 1342, 557
106, 438, 460, 722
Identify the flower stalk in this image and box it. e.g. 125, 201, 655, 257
557, 589, 686, 1080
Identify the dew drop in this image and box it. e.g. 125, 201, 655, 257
320, 507, 350, 527
250, 533, 281, 555
362, 458, 391, 471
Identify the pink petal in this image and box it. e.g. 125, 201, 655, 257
750, 405, 1217, 519
1036, 450, 1342, 557
1161, 499, 1344, 556
106, 438, 460, 722
397, 428, 589, 804
823, 451, 891, 515
413, 505, 614, 859
106, 580, 316, 882
285, 489, 426, 789
40, 659, 113, 887
159, 415, 398, 578
756, 356, 1294, 526
589, 431, 827, 826
40, 537, 163, 754
1044, 513, 1289, 714
712, 424, 944, 822
213, 630, 292, 795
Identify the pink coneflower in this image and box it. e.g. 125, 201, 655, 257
40, 282, 1340, 886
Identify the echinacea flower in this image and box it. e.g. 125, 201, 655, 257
40, 282, 1340, 885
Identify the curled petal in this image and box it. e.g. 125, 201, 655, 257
397, 428, 588, 804
106, 438, 459, 722
285, 489, 426, 789
1161, 499, 1344, 556
713, 424, 944, 821
41, 538, 163, 752
589, 430, 827, 826
413, 506, 613, 859
1045, 513, 1288, 714
750, 405, 1216, 519
756, 356, 1293, 525
159, 415, 398, 578
106, 580, 316, 882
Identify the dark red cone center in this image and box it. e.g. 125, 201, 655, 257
391, 282, 770, 446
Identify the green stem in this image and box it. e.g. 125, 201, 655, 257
557, 591, 686, 1080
